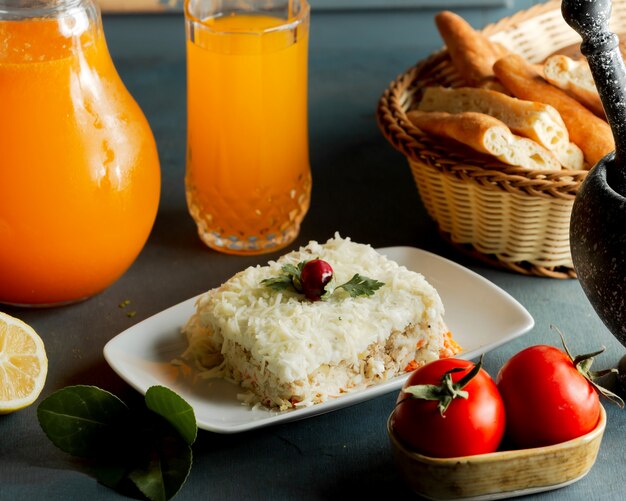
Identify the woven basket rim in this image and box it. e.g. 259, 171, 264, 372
376, 0, 590, 200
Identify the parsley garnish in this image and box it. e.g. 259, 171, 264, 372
261, 261, 307, 293
334, 273, 384, 297
260, 260, 384, 300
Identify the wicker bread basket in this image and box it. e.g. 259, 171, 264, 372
378, 0, 626, 279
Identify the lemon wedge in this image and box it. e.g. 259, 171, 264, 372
0, 312, 48, 413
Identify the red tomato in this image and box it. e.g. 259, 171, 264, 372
392, 358, 505, 458
496, 345, 600, 448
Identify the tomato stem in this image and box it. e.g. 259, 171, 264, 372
551, 325, 625, 409
401, 356, 484, 416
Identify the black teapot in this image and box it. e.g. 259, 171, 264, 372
563, 0, 626, 345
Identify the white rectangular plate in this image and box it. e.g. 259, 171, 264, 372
104, 246, 534, 433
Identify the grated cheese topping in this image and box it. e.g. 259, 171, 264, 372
184, 234, 445, 384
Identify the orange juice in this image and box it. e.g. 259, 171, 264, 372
0, 14, 160, 306
185, 7, 311, 255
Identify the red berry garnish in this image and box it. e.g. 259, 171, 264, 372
300, 259, 334, 301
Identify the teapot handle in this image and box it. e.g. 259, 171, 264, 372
562, 0, 626, 191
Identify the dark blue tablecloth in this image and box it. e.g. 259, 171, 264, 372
2, 6, 625, 500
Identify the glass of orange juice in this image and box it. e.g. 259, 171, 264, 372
0, 0, 161, 306
184, 0, 312, 255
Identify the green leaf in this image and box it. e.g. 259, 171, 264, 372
260, 274, 294, 291
128, 434, 193, 501
281, 263, 301, 276
145, 386, 197, 446
260, 261, 308, 293
335, 274, 385, 298
37, 385, 130, 458
93, 463, 130, 490
293, 260, 310, 291
38, 384, 198, 501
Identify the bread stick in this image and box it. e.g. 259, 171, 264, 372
418, 86, 584, 169
543, 55, 604, 118
407, 110, 561, 171
493, 54, 614, 166
435, 10, 509, 90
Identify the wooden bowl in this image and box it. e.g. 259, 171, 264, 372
387, 405, 606, 500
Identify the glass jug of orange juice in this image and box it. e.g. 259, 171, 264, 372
185, 0, 311, 255
0, 0, 161, 306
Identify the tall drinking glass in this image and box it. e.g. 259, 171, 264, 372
184, 0, 312, 255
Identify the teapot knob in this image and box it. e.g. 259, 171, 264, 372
561, 0, 613, 49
